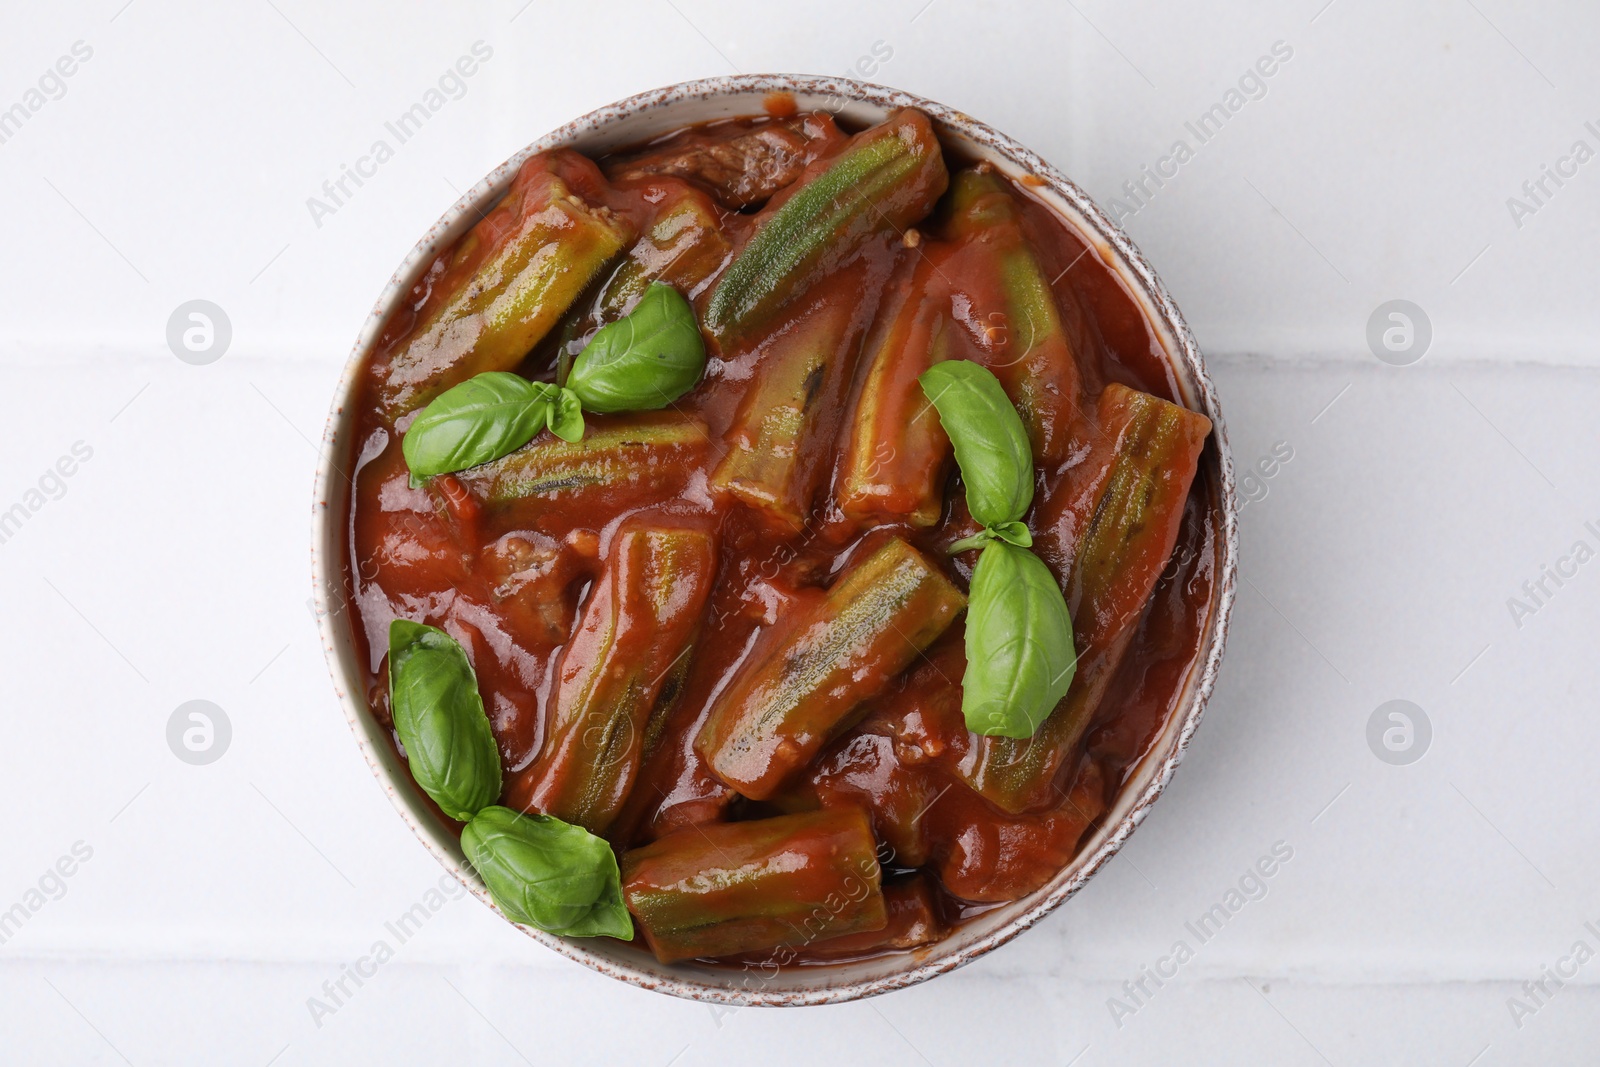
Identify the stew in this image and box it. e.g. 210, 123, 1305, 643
342, 99, 1217, 969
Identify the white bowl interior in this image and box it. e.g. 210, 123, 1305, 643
313, 76, 1238, 1006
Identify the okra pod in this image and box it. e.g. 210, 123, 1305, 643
709, 284, 862, 530
620, 807, 887, 963
704, 108, 948, 343
461, 412, 709, 507
514, 520, 717, 834
960, 385, 1211, 813
943, 168, 1085, 465
372, 150, 632, 418
594, 181, 730, 321
835, 258, 953, 527
696, 537, 966, 800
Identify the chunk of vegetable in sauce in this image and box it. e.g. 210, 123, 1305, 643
803, 876, 944, 959
935, 755, 1107, 902
710, 278, 867, 531
371, 150, 633, 419
510, 520, 717, 834
621, 807, 887, 963
835, 256, 953, 527
942, 167, 1086, 465
705, 109, 948, 344
695, 537, 966, 801
607, 114, 846, 210
459, 411, 709, 507
593, 181, 730, 321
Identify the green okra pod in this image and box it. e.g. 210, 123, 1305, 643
704, 108, 948, 344
943, 167, 1086, 466
835, 257, 953, 528
709, 286, 861, 531
516, 520, 717, 835
805, 875, 944, 959
373, 151, 632, 419
620, 807, 887, 963
595, 182, 730, 321
695, 537, 965, 800
461, 412, 710, 507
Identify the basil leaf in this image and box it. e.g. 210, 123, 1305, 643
918, 360, 1034, 528
567, 282, 706, 413
962, 540, 1077, 738
403, 372, 561, 480
388, 620, 503, 820
949, 520, 1033, 554
988, 520, 1033, 547
546, 385, 585, 442
461, 806, 633, 938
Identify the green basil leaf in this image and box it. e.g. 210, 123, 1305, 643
988, 520, 1033, 547
546, 386, 585, 442
402, 372, 560, 480
918, 360, 1034, 528
962, 540, 1077, 738
949, 520, 1033, 554
388, 620, 503, 821
461, 806, 632, 938
567, 282, 706, 413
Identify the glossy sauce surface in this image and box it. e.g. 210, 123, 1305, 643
341, 109, 1217, 963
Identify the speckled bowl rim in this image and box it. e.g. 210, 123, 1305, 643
312, 74, 1239, 1007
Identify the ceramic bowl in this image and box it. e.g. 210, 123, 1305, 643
312, 74, 1238, 1006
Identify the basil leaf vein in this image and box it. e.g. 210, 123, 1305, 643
388, 620, 503, 821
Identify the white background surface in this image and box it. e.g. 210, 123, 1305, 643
1, 1, 1596, 1064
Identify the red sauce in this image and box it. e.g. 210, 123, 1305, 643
339, 111, 1218, 965
763, 90, 799, 118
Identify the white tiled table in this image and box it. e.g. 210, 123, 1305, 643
3, 2, 1596, 1063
